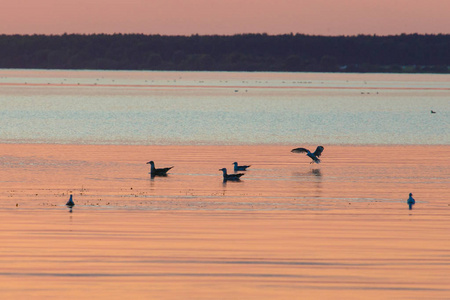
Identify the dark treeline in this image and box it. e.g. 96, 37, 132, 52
0, 33, 449, 73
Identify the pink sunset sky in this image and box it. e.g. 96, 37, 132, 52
2, 0, 449, 36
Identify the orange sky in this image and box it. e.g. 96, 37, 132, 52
2, 0, 449, 36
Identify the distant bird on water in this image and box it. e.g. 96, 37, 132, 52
407, 193, 415, 210
219, 168, 244, 181
291, 146, 324, 164
66, 194, 75, 212
147, 161, 173, 177
431, 110, 436, 114
233, 162, 251, 172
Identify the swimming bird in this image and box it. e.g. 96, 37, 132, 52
431, 110, 436, 114
233, 162, 251, 172
147, 161, 173, 177
291, 146, 324, 164
219, 168, 244, 181
66, 194, 75, 208
407, 193, 415, 210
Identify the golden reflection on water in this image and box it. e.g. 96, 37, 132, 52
0, 144, 449, 299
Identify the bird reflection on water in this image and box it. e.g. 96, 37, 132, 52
293, 168, 322, 178
292, 168, 323, 198
311, 169, 322, 177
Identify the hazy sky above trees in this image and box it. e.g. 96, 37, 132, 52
2, 0, 449, 36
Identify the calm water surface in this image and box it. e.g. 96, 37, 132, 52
0, 69, 448, 145
1, 144, 449, 299
0, 70, 449, 299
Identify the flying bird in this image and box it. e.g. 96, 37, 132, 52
233, 162, 251, 172
291, 146, 324, 164
219, 168, 244, 181
147, 161, 173, 177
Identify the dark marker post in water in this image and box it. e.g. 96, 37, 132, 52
407, 193, 415, 210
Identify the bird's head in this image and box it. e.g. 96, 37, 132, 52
146, 161, 154, 165
232, 162, 238, 165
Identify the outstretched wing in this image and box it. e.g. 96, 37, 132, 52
313, 146, 324, 157
291, 147, 308, 154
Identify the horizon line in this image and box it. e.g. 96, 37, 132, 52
2, 32, 450, 38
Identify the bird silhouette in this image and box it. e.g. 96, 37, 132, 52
219, 168, 244, 181
291, 146, 324, 164
232, 162, 251, 171
407, 193, 415, 210
66, 194, 75, 207
147, 161, 173, 177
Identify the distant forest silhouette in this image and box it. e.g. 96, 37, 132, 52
0, 33, 449, 73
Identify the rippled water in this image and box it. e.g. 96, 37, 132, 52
0, 144, 449, 299
0, 70, 449, 299
0, 69, 448, 145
